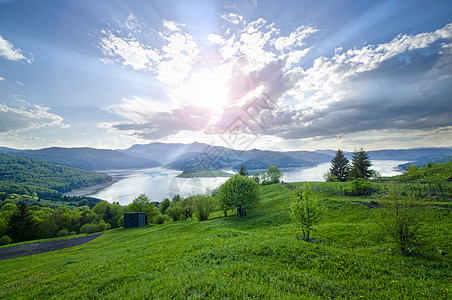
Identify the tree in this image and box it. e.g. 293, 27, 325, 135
289, 183, 322, 241
7, 202, 38, 242
322, 170, 337, 182
349, 148, 372, 179
217, 174, 260, 217
329, 149, 349, 182
127, 194, 159, 224
189, 195, 218, 221
253, 172, 260, 184
159, 198, 171, 214
238, 164, 249, 176
267, 165, 282, 184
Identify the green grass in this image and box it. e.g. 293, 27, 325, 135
0, 183, 450, 299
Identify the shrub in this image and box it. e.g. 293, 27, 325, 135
153, 215, 166, 224
118, 215, 124, 227
0, 235, 12, 246
190, 195, 218, 221
57, 228, 69, 237
80, 220, 108, 234
378, 186, 426, 255
352, 179, 371, 195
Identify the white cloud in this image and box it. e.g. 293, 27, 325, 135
221, 13, 244, 25
99, 29, 160, 71
0, 100, 69, 133
98, 13, 452, 147
16, 80, 23, 86
0, 76, 4, 81
0, 35, 31, 63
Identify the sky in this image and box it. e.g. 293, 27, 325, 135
0, 0, 451, 152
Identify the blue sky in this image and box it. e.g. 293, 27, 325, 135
0, 0, 451, 151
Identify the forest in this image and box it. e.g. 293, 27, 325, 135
0, 153, 112, 198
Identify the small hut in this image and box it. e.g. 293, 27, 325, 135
123, 212, 147, 228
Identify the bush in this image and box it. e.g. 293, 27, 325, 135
352, 179, 371, 195
80, 220, 108, 234
166, 205, 185, 221
0, 235, 11, 246
153, 215, 166, 224
57, 228, 69, 237
378, 186, 427, 255
118, 215, 124, 227
189, 195, 218, 221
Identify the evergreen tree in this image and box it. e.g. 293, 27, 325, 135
238, 164, 248, 176
7, 202, 38, 242
349, 148, 372, 179
329, 149, 349, 182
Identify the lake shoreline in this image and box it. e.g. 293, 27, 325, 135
63, 180, 117, 197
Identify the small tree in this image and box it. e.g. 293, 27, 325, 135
349, 148, 372, 179
127, 194, 159, 224
190, 195, 218, 221
238, 164, 248, 176
253, 172, 260, 184
378, 186, 427, 255
322, 170, 337, 182
159, 198, 171, 214
217, 174, 260, 217
329, 149, 349, 182
289, 183, 322, 241
267, 165, 282, 184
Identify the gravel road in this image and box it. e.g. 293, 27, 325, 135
0, 233, 103, 261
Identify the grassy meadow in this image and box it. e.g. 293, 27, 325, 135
0, 182, 451, 299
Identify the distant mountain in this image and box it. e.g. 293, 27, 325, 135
367, 147, 452, 160
236, 153, 315, 171
314, 147, 452, 161
398, 154, 452, 169
1, 143, 451, 174
0, 147, 160, 170
123, 142, 212, 165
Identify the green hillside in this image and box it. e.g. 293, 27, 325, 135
0, 183, 450, 299
0, 153, 112, 198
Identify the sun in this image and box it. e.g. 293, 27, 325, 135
173, 60, 231, 114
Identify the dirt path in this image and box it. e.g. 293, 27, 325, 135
0, 233, 103, 261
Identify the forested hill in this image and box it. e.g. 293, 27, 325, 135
0, 147, 160, 170
0, 153, 112, 198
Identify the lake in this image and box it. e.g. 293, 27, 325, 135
81, 160, 410, 205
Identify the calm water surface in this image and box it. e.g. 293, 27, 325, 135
89, 160, 410, 205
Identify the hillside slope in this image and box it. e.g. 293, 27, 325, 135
0, 153, 112, 198
0, 183, 450, 298
0, 147, 160, 171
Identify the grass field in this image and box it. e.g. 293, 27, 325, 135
0, 183, 450, 299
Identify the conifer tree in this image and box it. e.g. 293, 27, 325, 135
349, 148, 372, 179
329, 149, 349, 182
238, 164, 248, 176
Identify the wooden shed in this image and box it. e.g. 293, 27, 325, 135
123, 212, 147, 228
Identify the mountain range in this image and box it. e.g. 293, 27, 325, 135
0, 143, 451, 173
